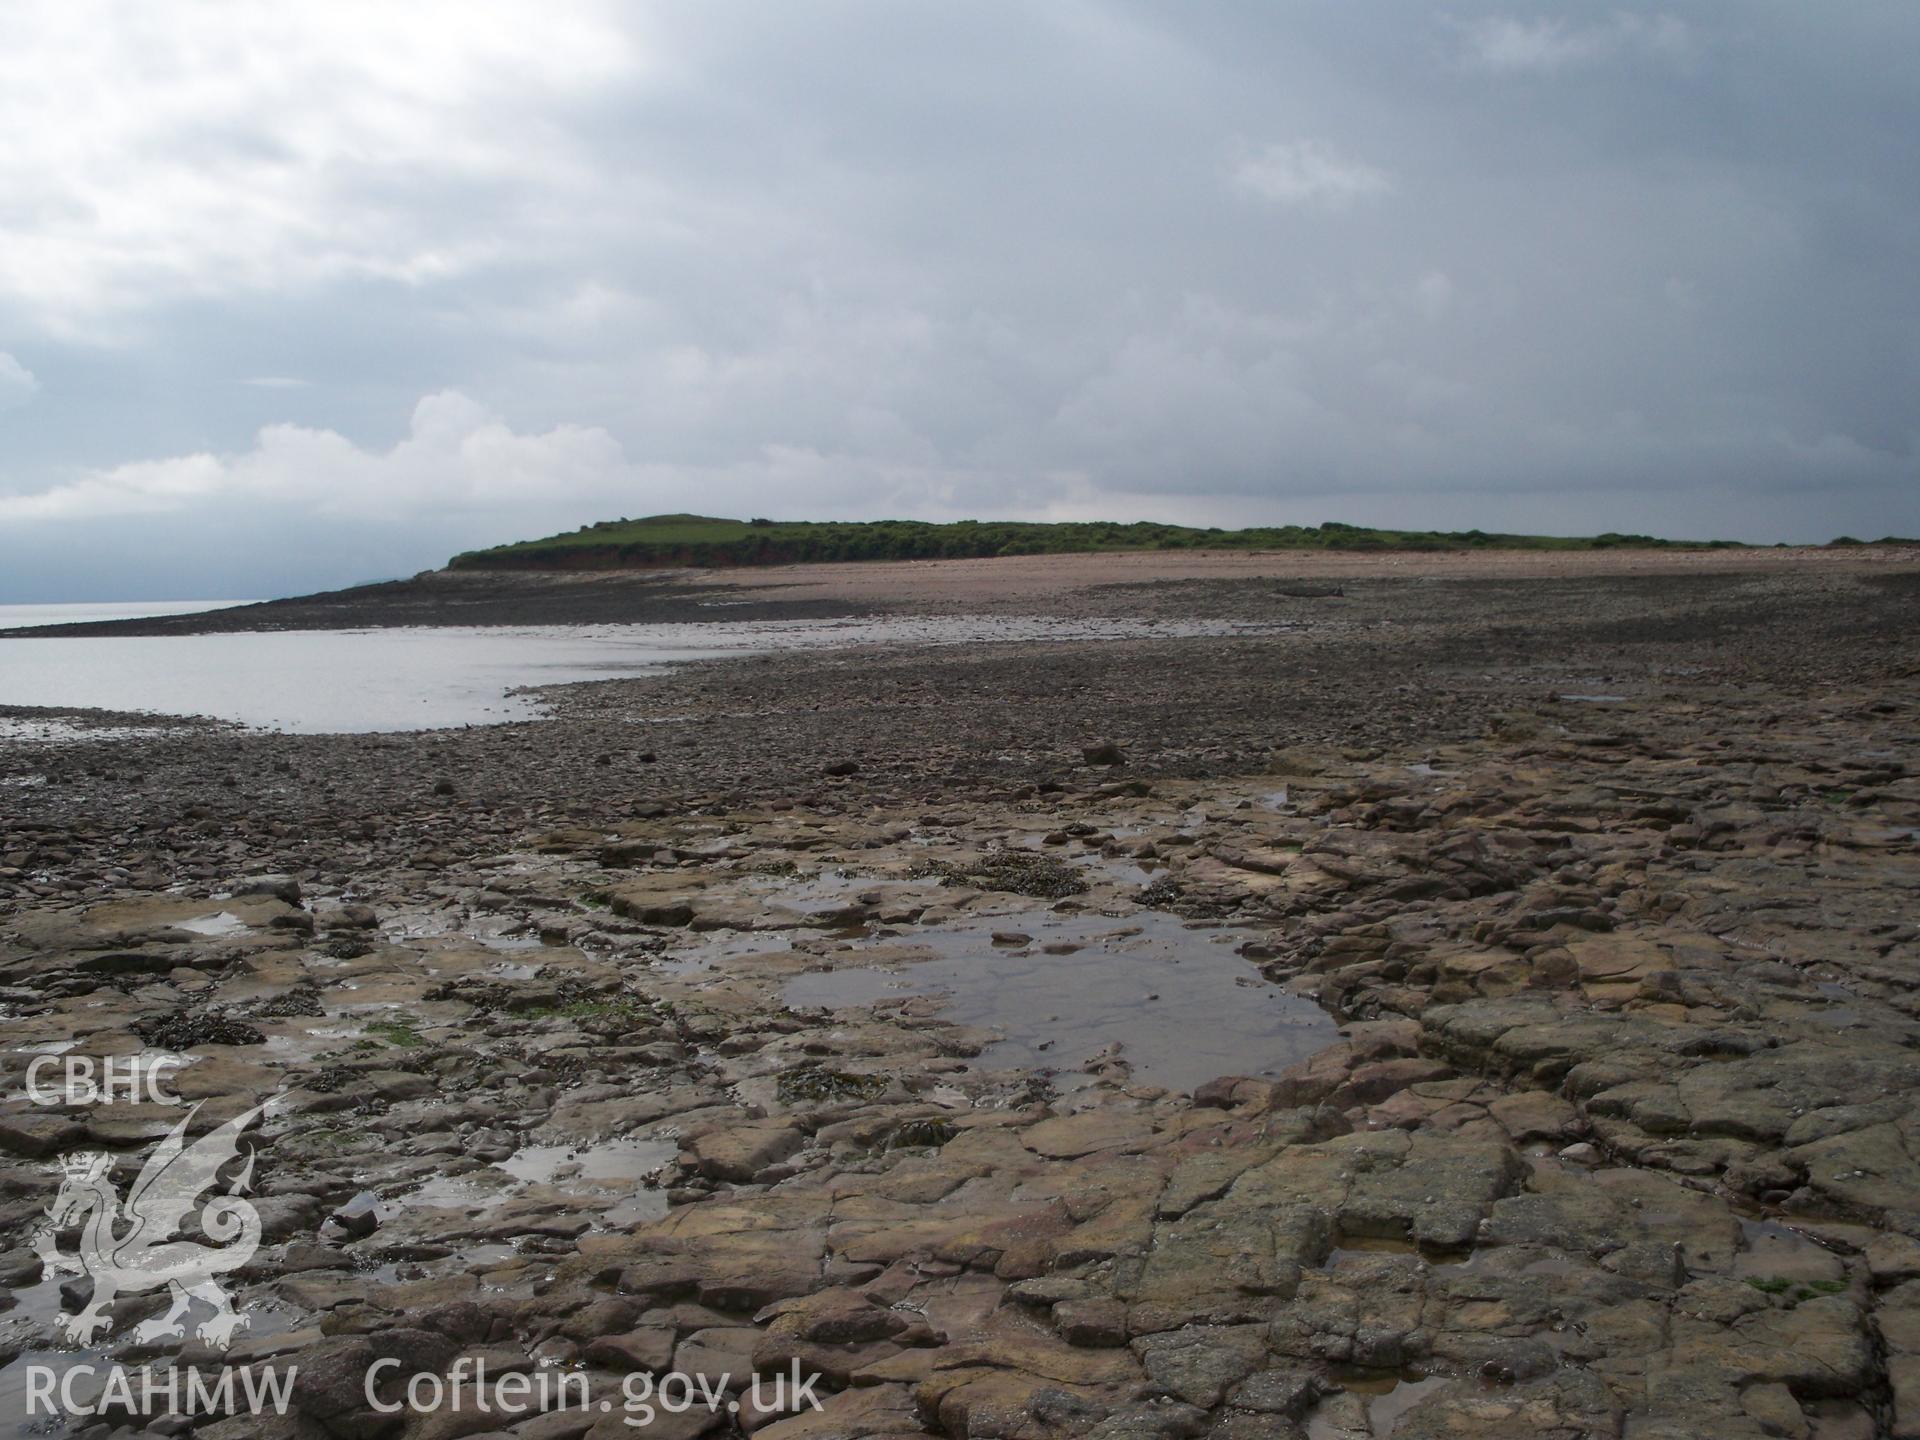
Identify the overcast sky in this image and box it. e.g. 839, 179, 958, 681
2, 2, 1916, 600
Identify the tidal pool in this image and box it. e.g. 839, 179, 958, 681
0, 614, 1287, 734
781, 910, 1335, 1094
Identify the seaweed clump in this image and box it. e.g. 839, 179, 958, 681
914, 849, 1087, 900
777, 1065, 889, 1104
133, 1009, 266, 1048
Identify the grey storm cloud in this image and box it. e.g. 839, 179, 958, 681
0, 1, 1915, 599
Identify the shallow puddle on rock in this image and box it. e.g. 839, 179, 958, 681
784, 965, 918, 1007
1305, 1372, 1452, 1440
1317, 1235, 1425, 1267
483, 959, 546, 980
1365, 1374, 1451, 1437
0, 1275, 113, 1435
1067, 851, 1162, 888
742, 870, 877, 912
404, 1136, 678, 1227
1734, 1216, 1844, 1288
380, 908, 458, 940
473, 935, 552, 953
781, 910, 1336, 1094
499, 1136, 678, 1187
177, 910, 248, 937
1805, 1007, 1866, 1030
8, 1038, 77, 1056
260, 1023, 365, 1064
657, 931, 794, 975
224, 1294, 314, 1344
600, 1190, 673, 1226
462, 911, 577, 952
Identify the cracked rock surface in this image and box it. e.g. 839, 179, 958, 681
0, 559, 1916, 1438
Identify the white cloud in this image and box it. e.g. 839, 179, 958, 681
0, 352, 37, 408
0, 392, 1019, 535
1463, 14, 1694, 74
1231, 140, 1390, 212
0, 393, 627, 522
0, 1, 641, 337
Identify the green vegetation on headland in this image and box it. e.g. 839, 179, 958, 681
449, 513, 1749, 571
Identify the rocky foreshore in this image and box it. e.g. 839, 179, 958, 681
1, 560, 1917, 1439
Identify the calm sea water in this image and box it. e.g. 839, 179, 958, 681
0, 606, 1275, 735
0, 600, 257, 629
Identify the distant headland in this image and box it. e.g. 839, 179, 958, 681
448, 513, 1748, 571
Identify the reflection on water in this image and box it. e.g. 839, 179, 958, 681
0, 625, 737, 733
176, 911, 249, 937
782, 910, 1334, 1094
402, 1135, 677, 1227
0, 600, 253, 629
0, 1272, 112, 1433
0, 614, 1288, 735
1304, 1373, 1453, 1440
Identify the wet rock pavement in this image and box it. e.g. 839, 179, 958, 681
0, 564, 1916, 1438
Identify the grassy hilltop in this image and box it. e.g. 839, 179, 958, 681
449, 513, 1737, 571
